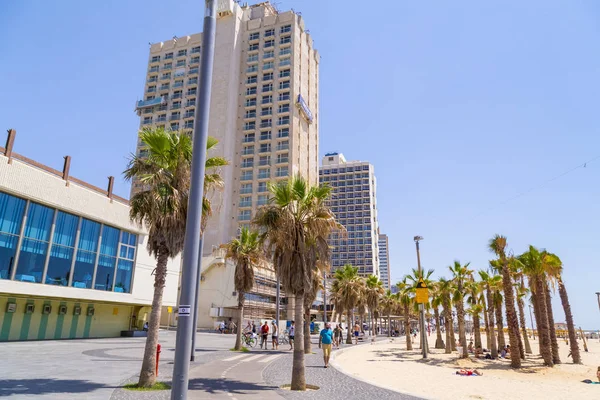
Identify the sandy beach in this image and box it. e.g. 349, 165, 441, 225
332, 334, 600, 400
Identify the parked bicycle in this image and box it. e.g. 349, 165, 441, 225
279, 329, 290, 345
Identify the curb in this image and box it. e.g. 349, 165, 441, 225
330, 337, 434, 400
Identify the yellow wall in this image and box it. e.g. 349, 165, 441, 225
0, 295, 134, 341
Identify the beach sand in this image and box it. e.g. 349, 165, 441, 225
333, 334, 600, 400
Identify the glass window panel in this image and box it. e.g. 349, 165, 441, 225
100, 226, 119, 256
15, 238, 48, 283
121, 232, 130, 245
52, 211, 78, 247
23, 203, 54, 241
127, 247, 135, 260
129, 234, 136, 246
115, 259, 133, 293
120, 246, 127, 258
0, 233, 18, 280
95, 255, 116, 291
78, 219, 100, 252
45, 245, 73, 286
72, 250, 96, 289
0, 192, 26, 235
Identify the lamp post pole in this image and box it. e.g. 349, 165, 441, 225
171, 1, 217, 399
414, 235, 427, 359
323, 271, 327, 323
529, 305, 535, 340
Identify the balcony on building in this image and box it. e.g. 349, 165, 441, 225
136, 96, 167, 110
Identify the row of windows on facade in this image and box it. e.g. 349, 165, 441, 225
330, 210, 372, 219
148, 58, 200, 74
334, 218, 373, 228
239, 166, 289, 182
148, 83, 199, 96
244, 105, 290, 119
142, 121, 194, 131
241, 152, 289, 168
330, 239, 373, 248
246, 47, 292, 63
244, 93, 292, 108
331, 259, 374, 267
330, 230, 373, 238
150, 47, 201, 64
147, 66, 199, 82
248, 33, 292, 52
248, 25, 292, 42
320, 172, 371, 181
331, 204, 373, 213
245, 69, 291, 86
332, 253, 374, 260
146, 77, 199, 93
239, 180, 290, 195
242, 139, 289, 151
245, 80, 291, 93
0, 192, 137, 293
245, 58, 291, 74
320, 165, 371, 174
243, 115, 290, 130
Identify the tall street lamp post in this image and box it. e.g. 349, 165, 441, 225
414, 235, 427, 359
171, 1, 217, 399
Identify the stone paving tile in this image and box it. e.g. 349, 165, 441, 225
262, 343, 424, 400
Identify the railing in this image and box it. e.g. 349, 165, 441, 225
136, 97, 166, 109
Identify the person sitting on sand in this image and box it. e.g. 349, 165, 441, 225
468, 341, 474, 353
456, 369, 483, 376
475, 345, 483, 358
500, 346, 508, 358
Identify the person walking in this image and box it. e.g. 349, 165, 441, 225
319, 322, 334, 368
271, 320, 279, 350
288, 320, 295, 351
333, 324, 342, 349
260, 321, 269, 349
353, 322, 360, 345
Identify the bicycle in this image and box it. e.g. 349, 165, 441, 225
279, 330, 290, 345
243, 332, 258, 348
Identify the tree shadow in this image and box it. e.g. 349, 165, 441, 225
188, 377, 278, 395
0, 378, 112, 397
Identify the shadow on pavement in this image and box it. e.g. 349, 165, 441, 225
0, 378, 111, 397
188, 377, 277, 395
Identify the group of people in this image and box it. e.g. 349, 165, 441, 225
243, 320, 296, 351
218, 318, 237, 334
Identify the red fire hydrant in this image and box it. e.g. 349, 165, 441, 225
156, 343, 162, 376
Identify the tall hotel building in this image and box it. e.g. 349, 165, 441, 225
378, 231, 391, 290
133, 1, 319, 327
319, 153, 380, 278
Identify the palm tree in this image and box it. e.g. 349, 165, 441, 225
331, 264, 364, 344
489, 234, 522, 368
489, 260, 507, 350
223, 227, 265, 350
477, 280, 491, 350
365, 275, 385, 339
519, 246, 553, 367
430, 282, 445, 349
124, 128, 226, 387
397, 279, 414, 350
540, 251, 561, 365
553, 257, 581, 364
254, 175, 337, 390
466, 277, 483, 351
479, 270, 498, 359
449, 261, 472, 358
437, 277, 454, 354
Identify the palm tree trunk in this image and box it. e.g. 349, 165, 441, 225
405, 304, 413, 350
534, 276, 554, 367
449, 313, 457, 351
486, 288, 498, 359
456, 298, 468, 358
387, 311, 391, 339
558, 277, 581, 364
291, 293, 306, 390
304, 307, 311, 354
347, 311, 353, 344
530, 282, 542, 354
500, 262, 522, 368
434, 307, 444, 349
517, 295, 532, 354
481, 296, 491, 350
234, 292, 245, 351
443, 303, 452, 354
138, 249, 168, 387
514, 297, 525, 360
473, 312, 482, 350
495, 300, 506, 349
544, 279, 561, 365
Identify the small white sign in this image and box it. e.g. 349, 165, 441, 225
178, 305, 191, 316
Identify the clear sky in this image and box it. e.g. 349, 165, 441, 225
2, 1, 599, 329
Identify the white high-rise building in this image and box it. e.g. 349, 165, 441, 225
133, 1, 320, 328
319, 153, 380, 277
378, 231, 391, 290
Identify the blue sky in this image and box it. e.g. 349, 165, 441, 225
2, 1, 599, 329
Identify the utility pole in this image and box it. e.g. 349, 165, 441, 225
414, 235, 427, 359
171, 1, 217, 399
276, 276, 280, 331
529, 305, 535, 340
323, 270, 327, 323
190, 241, 205, 361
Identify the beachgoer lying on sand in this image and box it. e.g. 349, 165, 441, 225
456, 369, 483, 376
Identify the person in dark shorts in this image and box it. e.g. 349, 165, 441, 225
288, 320, 295, 350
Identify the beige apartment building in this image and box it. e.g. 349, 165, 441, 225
133, 1, 319, 328
378, 231, 391, 290
320, 153, 380, 278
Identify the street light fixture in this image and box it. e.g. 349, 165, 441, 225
414, 235, 427, 359
595, 292, 600, 312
